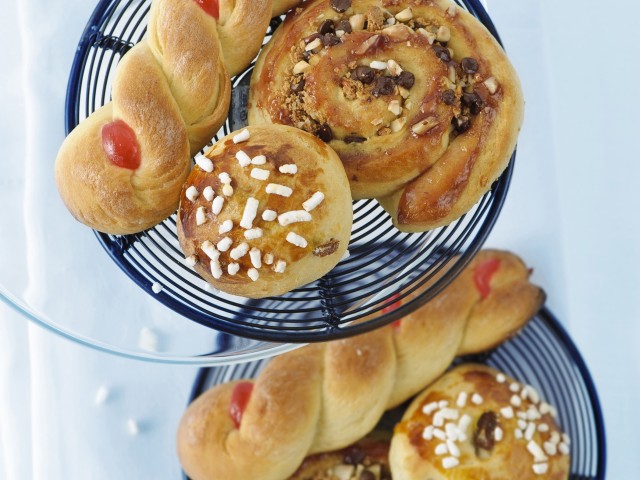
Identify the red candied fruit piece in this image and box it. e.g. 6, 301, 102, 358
101, 120, 141, 170
473, 258, 501, 299
381, 293, 403, 328
229, 382, 253, 429
194, 0, 219, 19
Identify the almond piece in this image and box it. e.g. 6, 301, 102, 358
411, 116, 438, 135
395, 7, 413, 22
349, 13, 366, 31
436, 26, 451, 42
293, 60, 310, 74
484, 76, 499, 94
391, 116, 407, 132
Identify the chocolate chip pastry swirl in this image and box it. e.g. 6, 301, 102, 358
248, 0, 524, 232
177, 250, 544, 479
391, 364, 570, 479
55, 0, 302, 235
177, 125, 352, 298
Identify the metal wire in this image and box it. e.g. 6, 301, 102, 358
184, 308, 606, 480
65, 0, 514, 342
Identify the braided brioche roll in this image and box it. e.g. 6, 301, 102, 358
55, 0, 302, 235
248, 0, 524, 232
177, 250, 544, 480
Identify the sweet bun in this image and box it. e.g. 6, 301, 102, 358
218, 0, 304, 77
384, 249, 545, 408
390, 364, 570, 479
248, 0, 524, 231
177, 250, 544, 479
289, 435, 391, 479
176, 124, 352, 298
55, 0, 304, 235
55, 0, 229, 234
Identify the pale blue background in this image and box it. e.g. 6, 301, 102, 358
1, 0, 639, 478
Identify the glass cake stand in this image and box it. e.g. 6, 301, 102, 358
0, 0, 514, 364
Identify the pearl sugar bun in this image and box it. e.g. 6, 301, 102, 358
177, 125, 353, 298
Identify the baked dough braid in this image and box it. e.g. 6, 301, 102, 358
248, 0, 524, 232
55, 0, 302, 235
177, 249, 544, 480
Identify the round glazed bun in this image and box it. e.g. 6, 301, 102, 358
390, 364, 570, 480
177, 125, 352, 298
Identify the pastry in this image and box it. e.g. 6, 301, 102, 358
248, 0, 524, 231
177, 250, 544, 479
55, 0, 302, 235
390, 364, 571, 479
176, 125, 352, 298
288, 434, 391, 480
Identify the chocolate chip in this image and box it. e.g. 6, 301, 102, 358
442, 89, 456, 105
330, 0, 351, 13
432, 45, 451, 63
344, 135, 366, 143
343, 448, 365, 465
474, 411, 498, 452
359, 471, 376, 480
337, 19, 352, 33
372, 76, 396, 97
318, 19, 335, 35
291, 78, 305, 93
322, 33, 341, 47
454, 115, 471, 133
354, 66, 375, 84
462, 92, 485, 115
302, 50, 313, 61
316, 123, 333, 142
461, 57, 479, 74
395, 71, 415, 89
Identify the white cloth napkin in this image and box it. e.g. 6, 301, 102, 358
1, 0, 639, 478
0, 1, 195, 478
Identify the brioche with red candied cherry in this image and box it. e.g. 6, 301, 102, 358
390, 364, 570, 479
176, 125, 352, 298
248, 0, 524, 232
55, 0, 303, 235
177, 249, 544, 479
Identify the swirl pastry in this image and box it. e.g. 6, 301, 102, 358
248, 0, 524, 232
177, 250, 544, 479
289, 435, 391, 479
176, 125, 352, 298
55, 0, 302, 235
390, 364, 570, 479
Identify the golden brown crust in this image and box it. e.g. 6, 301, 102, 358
55, 0, 303, 235
272, 0, 303, 16
176, 125, 352, 298
390, 364, 570, 480
249, 0, 524, 232
177, 249, 544, 480
55, 0, 231, 234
